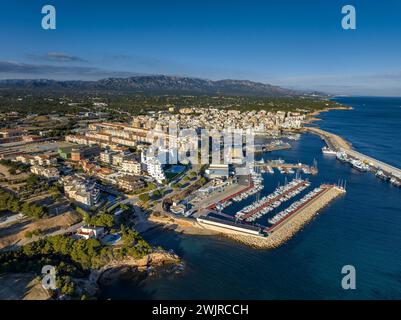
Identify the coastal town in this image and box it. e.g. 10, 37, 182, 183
0, 95, 400, 299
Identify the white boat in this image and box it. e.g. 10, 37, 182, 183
322, 146, 337, 155
390, 177, 401, 187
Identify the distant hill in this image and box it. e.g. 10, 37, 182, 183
0, 75, 304, 97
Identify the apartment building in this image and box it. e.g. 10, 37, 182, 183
121, 159, 141, 175
62, 175, 101, 207
30, 165, 60, 179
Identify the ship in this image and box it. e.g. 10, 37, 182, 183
390, 177, 401, 187
336, 151, 349, 163
375, 170, 389, 181
351, 159, 370, 172
322, 146, 337, 155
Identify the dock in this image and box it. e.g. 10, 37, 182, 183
255, 161, 318, 175
194, 184, 346, 249
238, 179, 310, 221
306, 127, 401, 178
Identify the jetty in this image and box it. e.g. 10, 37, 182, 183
306, 127, 401, 179
254, 160, 318, 175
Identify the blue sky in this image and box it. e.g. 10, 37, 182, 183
1, 0, 401, 95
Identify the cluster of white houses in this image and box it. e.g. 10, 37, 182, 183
30, 165, 60, 179
16, 153, 58, 166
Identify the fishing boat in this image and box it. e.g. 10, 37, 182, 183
322, 146, 337, 155
375, 170, 389, 181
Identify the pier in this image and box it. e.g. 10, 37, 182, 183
267, 184, 333, 232
254, 161, 318, 175
306, 127, 401, 179
238, 179, 310, 221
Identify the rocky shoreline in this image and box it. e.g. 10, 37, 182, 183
305, 104, 353, 124
79, 250, 182, 297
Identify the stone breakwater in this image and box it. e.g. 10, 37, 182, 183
224, 186, 345, 249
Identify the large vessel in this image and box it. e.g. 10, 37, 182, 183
322, 146, 337, 155
375, 170, 389, 181
390, 177, 401, 187
336, 151, 349, 163
351, 159, 370, 172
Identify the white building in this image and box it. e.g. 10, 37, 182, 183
30, 165, 60, 179
205, 164, 229, 179
99, 149, 115, 164
76, 226, 105, 240
141, 149, 166, 183
145, 158, 166, 183
121, 159, 141, 175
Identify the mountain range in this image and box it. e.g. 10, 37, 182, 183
0, 75, 309, 97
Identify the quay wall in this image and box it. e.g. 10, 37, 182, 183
305, 127, 401, 177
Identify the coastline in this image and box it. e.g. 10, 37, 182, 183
304, 104, 353, 125
83, 250, 182, 297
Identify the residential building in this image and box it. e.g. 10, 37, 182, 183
30, 165, 60, 179
121, 159, 141, 175
117, 175, 145, 191
70, 145, 101, 161
76, 226, 105, 240
62, 175, 101, 207
99, 149, 115, 164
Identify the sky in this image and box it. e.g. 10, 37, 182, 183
1, 0, 401, 95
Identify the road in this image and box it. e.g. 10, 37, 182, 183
0, 213, 24, 227
0, 220, 85, 253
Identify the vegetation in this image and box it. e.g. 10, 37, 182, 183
0, 188, 47, 219
138, 193, 151, 202
0, 159, 30, 174
0, 232, 152, 273
172, 182, 182, 190
24, 229, 43, 239
0, 230, 154, 298
0, 94, 340, 117
87, 213, 114, 228
152, 189, 163, 198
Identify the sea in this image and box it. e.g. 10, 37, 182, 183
99, 97, 401, 300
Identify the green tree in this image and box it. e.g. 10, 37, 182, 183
139, 193, 151, 202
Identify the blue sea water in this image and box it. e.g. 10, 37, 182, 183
100, 97, 401, 300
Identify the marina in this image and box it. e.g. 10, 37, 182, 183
267, 184, 343, 227
235, 177, 311, 222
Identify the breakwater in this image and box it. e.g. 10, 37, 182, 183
306, 127, 401, 179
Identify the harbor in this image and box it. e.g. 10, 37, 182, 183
101, 97, 401, 300
196, 184, 346, 249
